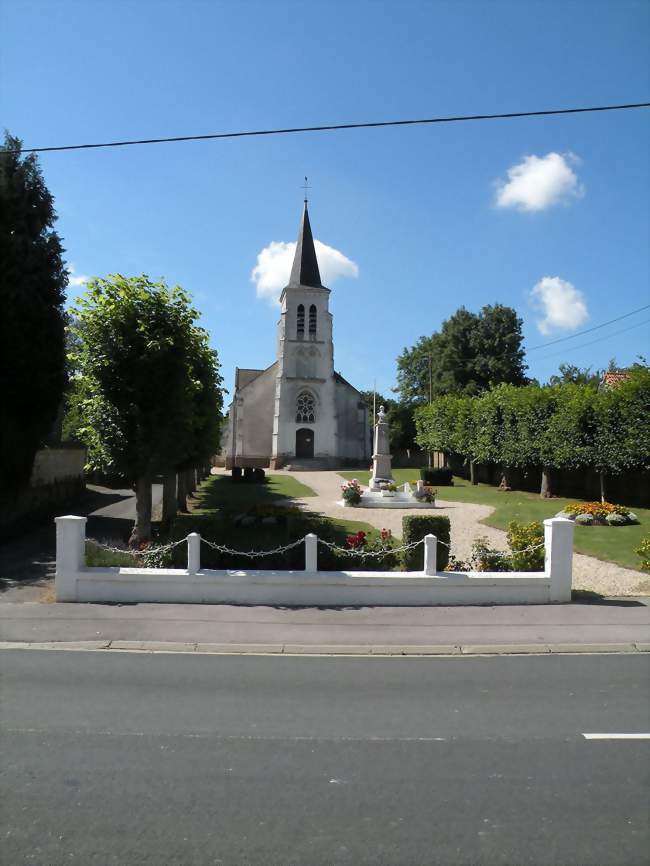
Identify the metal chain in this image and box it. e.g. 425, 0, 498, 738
200, 537, 306, 558
317, 537, 424, 558
87, 535, 545, 562
86, 537, 187, 558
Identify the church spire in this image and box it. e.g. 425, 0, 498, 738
288, 202, 323, 288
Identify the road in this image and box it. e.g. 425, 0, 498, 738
2, 651, 648, 866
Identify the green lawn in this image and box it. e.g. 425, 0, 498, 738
190, 474, 378, 539
339, 470, 649, 571
191, 473, 317, 513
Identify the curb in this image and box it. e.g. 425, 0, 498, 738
0, 640, 648, 656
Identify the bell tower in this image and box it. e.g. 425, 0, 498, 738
270, 202, 337, 467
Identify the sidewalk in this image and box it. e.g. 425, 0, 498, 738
1, 599, 649, 655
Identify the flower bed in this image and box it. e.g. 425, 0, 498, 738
556, 501, 639, 526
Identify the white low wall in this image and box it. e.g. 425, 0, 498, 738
55, 517, 575, 606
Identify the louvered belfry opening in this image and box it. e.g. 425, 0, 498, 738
308, 304, 317, 336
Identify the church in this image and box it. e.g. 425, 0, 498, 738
221, 202, 370, 470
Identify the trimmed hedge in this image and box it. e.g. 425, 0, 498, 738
168, 509, 393, 571
231, 467, 242, 481
420, 467, 454, 486
401, 514, 451, 572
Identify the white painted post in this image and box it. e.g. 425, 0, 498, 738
187, 533, 201, 574
55, 515, 87, 602
304, 533, 318, 572
545, 517, 574, 603
423, 533, 437, 575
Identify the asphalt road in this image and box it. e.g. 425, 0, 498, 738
2, 651, 648, 866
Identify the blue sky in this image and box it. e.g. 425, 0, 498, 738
2, 0, 649, 399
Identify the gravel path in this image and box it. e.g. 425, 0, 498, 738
275, 470, 649, 597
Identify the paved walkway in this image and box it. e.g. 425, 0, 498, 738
273, 469, 650, 597
1, 598, 648, 652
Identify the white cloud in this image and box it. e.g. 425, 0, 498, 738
530, 276, 589, 335
67, 264, 90, 287
251, 239, 359, 303
495, 152, 583, 212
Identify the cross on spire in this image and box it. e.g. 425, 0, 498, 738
302, 175, 311, 203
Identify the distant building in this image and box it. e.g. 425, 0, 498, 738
220, 203, 369, 469
599, 370, 631, 390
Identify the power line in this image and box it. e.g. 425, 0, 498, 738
535, 318, 650, 362
3, 102, 649, 155
527, 303, 650, 351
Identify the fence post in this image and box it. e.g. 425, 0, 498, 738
55, 515, 87, 602
423, 534, 437, 576
304, 533, 318, 572
187, 533, 201, 574
544, 518, 574, 603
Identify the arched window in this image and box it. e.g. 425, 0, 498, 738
296, 391, 316, 424
296, 304, 305, 338
309, 304, 317, 336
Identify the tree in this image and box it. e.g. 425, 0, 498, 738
70, 275, 222, 544
396, 304, 527, 403
592, 367, 650, 501
547, 363, 601, 388
359, 391, 417, 454
0, 132, 67, 495
170, 331, 223, 519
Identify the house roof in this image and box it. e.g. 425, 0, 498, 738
600, 370, 630, 390
288, 202, 323, 289
235, 363, 277, 392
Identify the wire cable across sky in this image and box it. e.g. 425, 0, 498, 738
2, 101, 649, 155
527, 303, 650, 351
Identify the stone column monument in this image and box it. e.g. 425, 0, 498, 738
369, 405, 394, 491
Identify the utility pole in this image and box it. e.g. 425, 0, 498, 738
427, 353, 433, 469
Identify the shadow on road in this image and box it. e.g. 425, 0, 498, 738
0, 485, 136, 592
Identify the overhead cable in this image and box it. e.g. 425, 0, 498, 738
2, 102, 649, 155
527, 303, 650, 351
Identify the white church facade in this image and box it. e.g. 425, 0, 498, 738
221, 203, 370, 470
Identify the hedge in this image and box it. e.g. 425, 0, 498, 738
420, 467, 454, 486
168, 509, 396, 571
401, 515, 451, 571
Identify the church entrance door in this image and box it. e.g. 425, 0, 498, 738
295, 428, 314, 459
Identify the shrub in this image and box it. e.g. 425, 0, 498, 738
636, 536, 650, 573
252, 467, 265, 483
507, 521, 544, 571
243, 467, 255, 483
470, 536, 511, 572
575, 513, 594, 525
401, 515, 450, 571
420, 467, 453, 486
231, 466, 242, 481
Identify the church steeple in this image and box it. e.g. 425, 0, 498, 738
288, 202, 323, 288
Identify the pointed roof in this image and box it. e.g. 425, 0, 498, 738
288, 202, 323, 288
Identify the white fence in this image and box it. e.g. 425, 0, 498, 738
54, 516, 575, 606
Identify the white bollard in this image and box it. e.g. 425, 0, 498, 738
423, 533, 438, 575
304, 533, 318, 572
187, 533, 201, 574
545, 517, 574, 603
55, 515, 87, 602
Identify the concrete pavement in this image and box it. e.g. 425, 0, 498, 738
1, 597, 649, 654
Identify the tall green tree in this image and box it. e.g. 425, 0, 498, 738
70, 275, 222, 544
396, 304, 527, 403
0, 132, 67, 494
